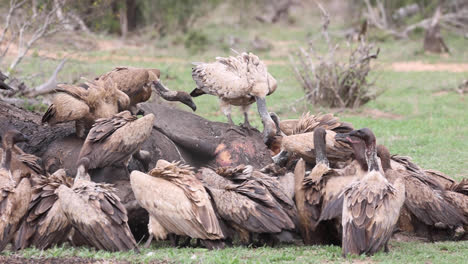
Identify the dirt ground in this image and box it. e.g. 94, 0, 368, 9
0, 256, 168, 264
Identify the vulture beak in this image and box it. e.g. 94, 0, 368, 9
335, 132, 351, 143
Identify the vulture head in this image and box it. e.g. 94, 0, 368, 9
2, 130, 29, 148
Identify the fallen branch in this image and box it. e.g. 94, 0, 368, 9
26, 58, 67, 97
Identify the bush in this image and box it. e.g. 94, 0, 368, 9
184, 30, 209, 54
289, 6, 380, 108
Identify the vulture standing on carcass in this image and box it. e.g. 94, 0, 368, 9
130, 160, 225, 249
41, 79, 130, 138
57, 158, 138, 252
77, 111, 155, 174
0, 71, 13, 90
338, 128, 405, 256
14, 169, 74, 250
94, 67, 196, 113
191, 52, 278, 142
197, 165, 295, 245
0, 130, 32, 252
377, 146, 467, 240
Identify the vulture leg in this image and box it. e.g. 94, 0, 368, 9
144, 234, 153, 248
168, 234, 179, 247
240, 105, 255, 131
220, 99, 234, 125
255, 96, 277, 143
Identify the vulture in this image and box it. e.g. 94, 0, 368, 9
77, 111, 155, 173
14, 169, 74, 250
130, 160, 224, 249
377, 145, 466, 241
95, 67, 196, 113
191, 52, 278, 142
295, 128, 366, 245
197, 165, 295, 245
0, 130, 32, 252
338, 128, 405, 256
0, 71, 13, 90
57, 158, 137, 252
41, 78, 130, 138
272, 112, 354, 166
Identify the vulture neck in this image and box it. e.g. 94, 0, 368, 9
379, 149, 392, 173
153, 81, 178, 101
75, 164, 91, 182
314, 128, 329, 167
1, 147, 12, 171
366, 145, 379, 172
351, 141, 368, 171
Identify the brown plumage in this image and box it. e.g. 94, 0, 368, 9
0, 130, 32, 252
14, 169, 73, 250
281, 112, 354, 136
130, 160, 224, 247
340, 128, 405, 256
1, 130, 43, 182
197, 166, 295, 244
377, 145, 466, 237
294, 128, 365, 245
0, 71, 13, 90
57, 158, 137, 252
191, 52, 278, 141
95, 67, 196, 112
78, 111, 154, 171
41, 79, 130, 138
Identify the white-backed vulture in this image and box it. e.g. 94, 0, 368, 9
377, 145, 466, 241
0, 130, 32, 252
272, 112, 354, 166
57, 158, 137, 252
95, 67, 196, 112
293, 128, 366, 245
339, 128, 405, 256
197, 166, 295, 245
130, 160, 224, 249
78, 111, 154, 172
41, 79, 130, 138
14, 169, 73, 250
0, 71, 13, 90
191, 52, 278, 142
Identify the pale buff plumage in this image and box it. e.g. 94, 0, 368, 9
192, 52, 277, 140
342, 170, 405, 256
78, 111, 154, 170
130, 160, 224, 241
0, 170, 31, 252
42, 79, 130, 138
14, 169, 73, 250
57, 160, 137, 252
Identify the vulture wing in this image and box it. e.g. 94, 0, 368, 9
14, 171, 73, 250
0, 177, 32, 251
78, 111, 154, 169
130, 170, 223, 239
57, 181, 137, 252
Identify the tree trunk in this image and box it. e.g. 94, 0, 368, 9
119, 1, 128, 39
424, 6, 450, 53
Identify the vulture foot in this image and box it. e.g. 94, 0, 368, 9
226, 127, 247, 137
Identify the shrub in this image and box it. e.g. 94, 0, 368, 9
289, 6, 380, 108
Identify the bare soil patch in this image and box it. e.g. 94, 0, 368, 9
391, 61, 468, 72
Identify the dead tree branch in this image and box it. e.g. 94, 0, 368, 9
26, 58, 67, 97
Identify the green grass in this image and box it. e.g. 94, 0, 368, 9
3, 240, 467, 263
1, 4, 467, 263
